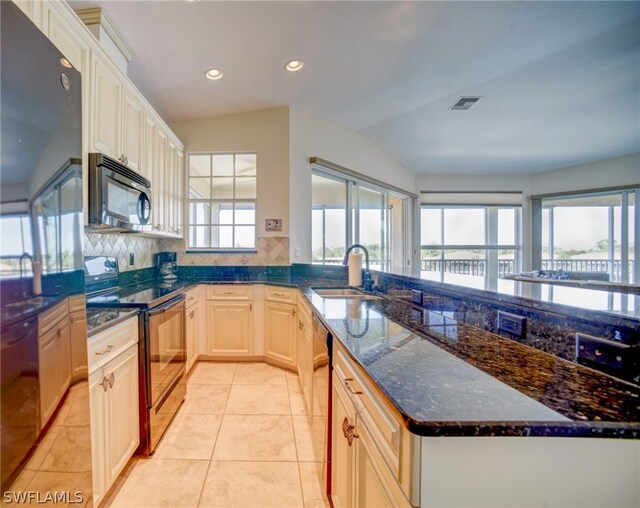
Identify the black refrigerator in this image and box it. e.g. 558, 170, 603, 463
1, 2, 93, 504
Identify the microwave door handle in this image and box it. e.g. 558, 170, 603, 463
147, 295, 186, 317
137, 192, 151, 225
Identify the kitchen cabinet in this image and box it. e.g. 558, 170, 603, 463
90, 52, 143, 172
185, 287, 200, 373
152, 128, 167, 234
296, 296, 314, 415
264, 300, 297, 369
38, 301, 71, 428
68, 295, 88, 382
89, 317, 139, 507
331, 341, 413, 508
206, 286, 254, 357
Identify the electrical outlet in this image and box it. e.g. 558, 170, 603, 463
576, 333, 631, 372
411, 290, 423, 306
497, 310, 526, 337
129, 253, 135, 265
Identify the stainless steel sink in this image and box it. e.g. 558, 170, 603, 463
312, 288, 381, 300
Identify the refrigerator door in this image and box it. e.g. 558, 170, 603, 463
0, 2, 92, 502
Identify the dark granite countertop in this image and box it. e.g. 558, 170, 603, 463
0, 294, 67, 327
86, 307, 139, 337
300, 288, 640, 439
86, 275, 639, 438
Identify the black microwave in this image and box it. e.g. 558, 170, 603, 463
87, 152, 152, 232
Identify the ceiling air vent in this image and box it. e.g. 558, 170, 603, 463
449, 96, 482, 111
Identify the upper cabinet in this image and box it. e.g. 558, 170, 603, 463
17, 0, 185, 238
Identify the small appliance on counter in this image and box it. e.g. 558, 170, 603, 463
157, 252, 178, 281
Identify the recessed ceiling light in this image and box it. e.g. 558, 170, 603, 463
60, 57, 73, 69
204, 68, 223, 80
285, 59, 304, 72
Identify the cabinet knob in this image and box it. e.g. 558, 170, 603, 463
342, 417, 358, 446
292, 308, 296, 316
100, 377, 110, 392
189, 310, 195, 319
108, 372, 115, 388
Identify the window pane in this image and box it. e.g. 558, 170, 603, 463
211, 177, 234, 199
443, 208, 485, 245
189, 177, 211, 199
235, 177, 256, 199
189, 155, 210, 177
212, 154, 234, 176
211, 203, 234, 225
211, 226, 233, 248
234, 226, 255, 248
312, 174, 347, 264
359, 186, 385, 269
421, 208, 441, 246
542, 208, 550, 258
236, 154, 256, 176
189, 226, 210, 248
189, 202, 210, 224
235, 205, 255, 225
498, 208, 515, 245
553, 206, 608, 257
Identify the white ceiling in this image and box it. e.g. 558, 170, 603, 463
69, 1, 640, 176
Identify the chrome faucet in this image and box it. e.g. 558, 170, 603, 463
342, 244, 374, 291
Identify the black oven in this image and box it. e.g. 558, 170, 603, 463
140, 295, 186, 455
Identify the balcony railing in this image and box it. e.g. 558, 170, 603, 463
420, 258, 635, 283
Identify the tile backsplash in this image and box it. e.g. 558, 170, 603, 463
84, 232, 161, 272
84, 232, 290, 271
159, 236, 290, 266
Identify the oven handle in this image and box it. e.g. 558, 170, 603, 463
147, 294, 186, 316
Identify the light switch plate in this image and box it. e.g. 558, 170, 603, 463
265, 219, 282, 231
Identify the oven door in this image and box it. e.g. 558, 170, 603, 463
145, 295, 186, 406
103, 173, 151, 228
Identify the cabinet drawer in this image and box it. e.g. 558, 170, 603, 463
334, 344, 404, 479
207, 285, 253, 300
88, 316, 138, 372
265, 286, 297, 304
39, 299, 68, 335
68, 294, 85, 313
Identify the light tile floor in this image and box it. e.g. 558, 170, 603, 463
104, 362, 330, 508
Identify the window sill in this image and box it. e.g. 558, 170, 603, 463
185, 249, 258, 254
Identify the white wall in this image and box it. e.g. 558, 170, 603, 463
171, 107, 290, 241
289, 107, 416, 263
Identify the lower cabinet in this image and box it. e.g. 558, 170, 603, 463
296, 304, 314, 415
186, 301, 199, 373
206, 301, 253, 356
89, 318, 139, 507
264, 301, 297, 368
331, 371, 356, 508
38, 308, 71, 428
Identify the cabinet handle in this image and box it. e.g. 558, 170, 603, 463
189, 310, 195, 319
249, 303, 253, 311
96, 345, 114, 355
344, 379, 362, 395
292, 308, 296, 316
342, 417, 358, 447
100, 377, 110, 392
223, 292, 235, 295
273, 292, 285, 297
298, 320, 303, 330
108, 372, 115, 388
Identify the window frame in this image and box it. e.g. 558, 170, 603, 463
311, 167, 415, 270
420, 204, 522, 285
186, 152, 257, 252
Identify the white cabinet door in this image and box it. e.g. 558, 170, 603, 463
331, 373, 357, 508
89, 368, 107, 506
39, 318, 71, 427
296, 316, 314, 415
165, 139, 177, 235
206, 301, 253, 356
186, 303, 200, 373
121, 88, 143, 173
153, 129, 168, 234
91, 54, 122, 160
175, 147, 184, 238
105, 344, 139, 486
264, 301, 297, 367
141, 113, 156, 181
69, 311, 88, 381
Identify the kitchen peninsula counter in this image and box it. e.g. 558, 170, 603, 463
91, 272, 640, 439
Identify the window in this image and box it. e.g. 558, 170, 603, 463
538, 189, 638, 284
187, 153, 256, 250
420, 205, 521, 285
0, 214, 33, 277
312, 169, 412, 270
